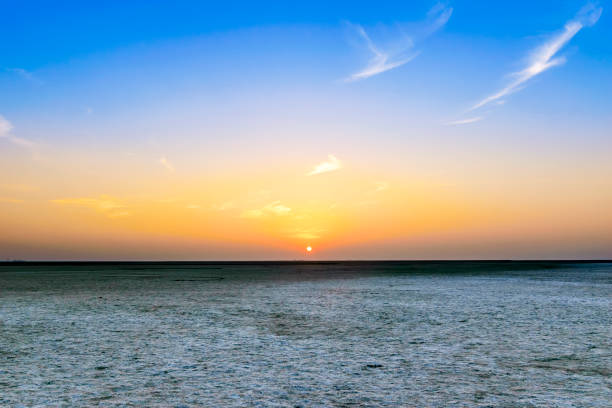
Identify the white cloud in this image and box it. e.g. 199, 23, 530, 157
345, 4, 452, 81
5, 68, 41, 84
241, 201, 292, 218
51, 195, 129, 218
307, 155, 342, 176
374, 181, 390, 192
446, 116, 484, 126
0, 115, 35, 148
159, 157, 175, 172
470, 4, 602, 112
0, 115, 12, 135
266, 201, 291, 215
345, 25, 419, 82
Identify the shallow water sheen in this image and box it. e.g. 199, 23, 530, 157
0, 262, 610, 407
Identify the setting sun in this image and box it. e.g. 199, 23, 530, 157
0, 1, 610, 263
1, 2, 610, 406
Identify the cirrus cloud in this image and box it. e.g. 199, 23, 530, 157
469, 4, 602, 115
159, 157, 175, 172
0, 115, 35, 148
241, 201, 292, 218
307, 155, 342, 176
51, 195, 129, 218
345, 4, 452, 82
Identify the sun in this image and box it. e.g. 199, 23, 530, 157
306, 246, 312, 252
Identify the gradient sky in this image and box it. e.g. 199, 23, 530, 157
1, 0, 611, 260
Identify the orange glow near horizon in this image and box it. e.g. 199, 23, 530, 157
1, 146, 612, 260
1, 5, 612, 261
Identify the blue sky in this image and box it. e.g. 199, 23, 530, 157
3, 1, 610, 66
1, 1, 612, 259
2, 0, 610, 161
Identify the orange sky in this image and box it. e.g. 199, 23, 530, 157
2, 3, 611, 259
2, 144, 611, 259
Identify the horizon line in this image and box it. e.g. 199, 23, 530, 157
2, 259, 611, 264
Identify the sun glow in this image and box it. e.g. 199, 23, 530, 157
306, 246, 312, 252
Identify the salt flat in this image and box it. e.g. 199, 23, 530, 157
0, 261, 610, 407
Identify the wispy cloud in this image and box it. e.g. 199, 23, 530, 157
374, 181, 390, 192
345, 25, 419, 82
51, 195, 129, 218
307, 155, 342, 176
0, 115, 35, 148
0, 116, 12, 136
470, 4, 602, 112
0, 198, 24, 203
446, 116, 484, 126
241, 201, 292, 219
345, 4, 452, 82
265, 201, 291, 215
289, 228, 326, 240
4, 68, 42, 84
159, 157, 175, 172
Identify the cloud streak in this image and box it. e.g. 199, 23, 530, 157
0, 115, 35, 148
345, 4, 452, 81
345, 25, 419, 82
159, 157, 175, 172
470, 4, 602, 112
446, 116, 484, 126
307, 155, 342, 176
374, 181, 390, 192
51, 195, 129, 218
241, 201, 292, 218
5, 67, 42, 84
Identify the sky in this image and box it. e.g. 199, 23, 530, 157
1, 0, 611, 260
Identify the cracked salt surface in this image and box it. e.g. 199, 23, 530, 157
0, 262, 610, 407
